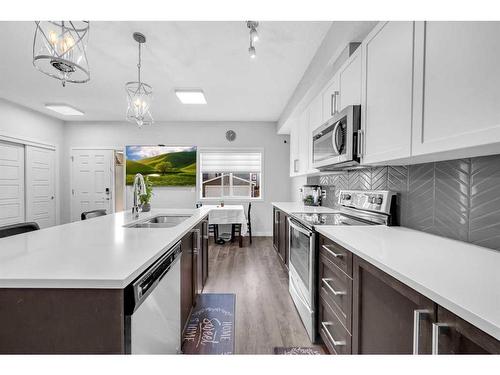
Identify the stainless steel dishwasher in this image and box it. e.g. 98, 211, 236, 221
124, 241, 181, 354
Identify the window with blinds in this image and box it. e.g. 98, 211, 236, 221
199, 151, 262, 199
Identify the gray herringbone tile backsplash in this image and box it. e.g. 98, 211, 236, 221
307, 154, 500, 251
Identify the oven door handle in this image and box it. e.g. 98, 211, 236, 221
331, 120, 342, 155
288, 217, 313, 237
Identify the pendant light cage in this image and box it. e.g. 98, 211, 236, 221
125, 33, 153, 127
33, 21, 90, 87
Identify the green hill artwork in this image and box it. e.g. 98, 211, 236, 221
125, 146, 197, 186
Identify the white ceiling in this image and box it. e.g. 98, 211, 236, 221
0, 21, 331, 122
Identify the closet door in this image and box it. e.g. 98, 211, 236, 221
0, 141, 25, 226
25, 146, 56, 228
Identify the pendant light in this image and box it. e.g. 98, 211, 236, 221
125, 32, 153, 128
32, 21, 90, 87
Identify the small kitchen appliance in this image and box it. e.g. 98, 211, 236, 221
300, 185, 324, 206
312, 105, 361, 170
288, 190, 396, 342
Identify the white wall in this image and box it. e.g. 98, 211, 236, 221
62, 121, 290, 235
0, 98, 64, 224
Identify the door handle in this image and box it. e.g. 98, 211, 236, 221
357, 129, 363, 158
322, 278, 346, 296
413, 309, 431, 355
191, 228, 201, 255
331, 91, 339, 116
431, 323, 450, 355
321, 322, 346, 346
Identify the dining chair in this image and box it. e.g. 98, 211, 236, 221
0, 222, 40, 238
231, 203, 252, 246
81, 209, 107, 220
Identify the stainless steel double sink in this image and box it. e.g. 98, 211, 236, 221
124, 214, 192, 228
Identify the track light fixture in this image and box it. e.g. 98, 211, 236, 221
246, 21, 259, 59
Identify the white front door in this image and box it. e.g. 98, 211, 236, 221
71, 149, 113, 222
25, 145, 56, 228
0, 141, 25, 226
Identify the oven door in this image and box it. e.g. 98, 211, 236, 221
288, 218, 315, 306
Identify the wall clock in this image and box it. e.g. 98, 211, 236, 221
226, 130, 236, 142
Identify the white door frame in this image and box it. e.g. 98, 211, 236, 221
70, 148, 117, 221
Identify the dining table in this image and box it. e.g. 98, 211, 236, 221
203, 204, 247, 247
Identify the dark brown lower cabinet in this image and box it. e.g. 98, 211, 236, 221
316, 233, 500, 355
433, 306, 500, 354
272, 207, 289, 270
273, 207, 281, 252
181, 217, 209, 335
201, 219, 209, 286
318, 295, 352, 354
352, 255, 435, 354
180, 228, 194, 334
278, 210, 289, 267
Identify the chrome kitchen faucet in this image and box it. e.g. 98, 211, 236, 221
132, 173, 147, 219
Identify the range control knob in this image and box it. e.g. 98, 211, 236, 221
376, 197, 383, 205
342, 194, 351, 200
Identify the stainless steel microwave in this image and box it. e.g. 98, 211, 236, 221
312, 105, 361, 170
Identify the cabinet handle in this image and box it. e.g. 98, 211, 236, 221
322, 278, 346, 296
191, 228, 201, 255
413, 309, 430, 355
321, 322, 346, 346
330, 91, 339, 116
357, 129, 363, 158
431, 323, 450, 355
294, 159, 299, 173
322, 244, 343, 258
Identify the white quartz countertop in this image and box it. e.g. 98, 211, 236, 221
314, 225, 500, 341
272, 202, 337, 214
0, 208, 210, 289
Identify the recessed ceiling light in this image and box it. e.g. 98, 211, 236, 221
45, 104, 84, 116
175, 89, 207, 104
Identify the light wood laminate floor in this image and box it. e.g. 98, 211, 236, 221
202, 237, 311, 354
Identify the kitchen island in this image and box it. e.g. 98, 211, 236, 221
0, 208, 210, 354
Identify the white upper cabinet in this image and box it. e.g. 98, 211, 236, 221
307, 96, 321, 174
412, 21, 500, 159
338, 49, 362, 110
289, 118, 300, 176
361, 21, 414, 165
322, 74, 340, 122
309, 93, 323, 132
298, 109, 310, 174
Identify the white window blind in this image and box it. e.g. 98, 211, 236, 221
200, 152, 262, 173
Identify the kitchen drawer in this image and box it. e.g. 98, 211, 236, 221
319, 253, 352, 332
318, 295, 352, 354
319, 235, 353, 277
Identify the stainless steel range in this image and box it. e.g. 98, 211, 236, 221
287, 190, 396, 342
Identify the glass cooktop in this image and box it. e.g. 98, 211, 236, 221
291, 212, 373, 228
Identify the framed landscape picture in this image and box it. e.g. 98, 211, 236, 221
125, 145, 197, 186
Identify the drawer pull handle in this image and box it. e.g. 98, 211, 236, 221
322, 245, 343, 258
322, 278, 347, 296
321, 322, 346, 346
